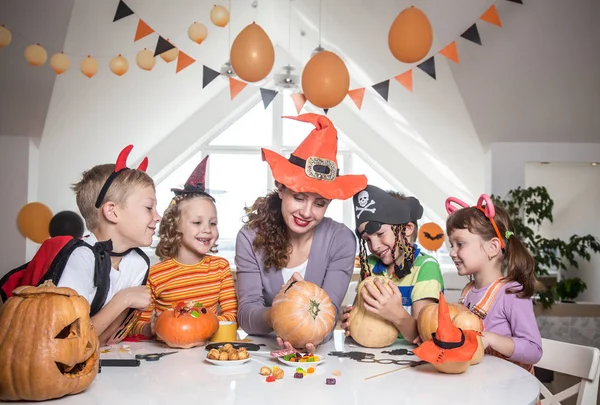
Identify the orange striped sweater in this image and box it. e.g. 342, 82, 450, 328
131, 255, 237, 335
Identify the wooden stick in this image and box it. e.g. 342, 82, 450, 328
364, 361, 427, 381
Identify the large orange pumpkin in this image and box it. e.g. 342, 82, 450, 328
154, 301, 218, 349
0, 281, 99, 401
271, 280, 336, 349
417, 301, 473, 341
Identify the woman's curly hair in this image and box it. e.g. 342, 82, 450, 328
244, 184, 290, 270
155, 192, 218, 261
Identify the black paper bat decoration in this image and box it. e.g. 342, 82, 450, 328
424, 231, 444, 241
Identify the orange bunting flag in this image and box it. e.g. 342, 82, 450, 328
290, 93, 307, 114
480, 5, 502, 27
134, 19, 154, 41
394, 70, 413, 92
347, 88, 365, 110
440, 41, 460, 64
229, 77, 247, 100
176, 51, 195, 73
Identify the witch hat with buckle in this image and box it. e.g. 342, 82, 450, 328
413, 292, 481, 374
261, 113, 367, 200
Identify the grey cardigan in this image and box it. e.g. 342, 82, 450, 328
234, 217, 356, 336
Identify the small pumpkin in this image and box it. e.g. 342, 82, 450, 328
154, 301, 218, 349
417, 301, 471, 342
271, 280, 336, 349
0, 281, 99, 401
348, 276, 398, 348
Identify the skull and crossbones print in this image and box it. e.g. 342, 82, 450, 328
356, 190, 376, 218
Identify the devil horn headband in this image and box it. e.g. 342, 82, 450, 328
95, 145, 149, 208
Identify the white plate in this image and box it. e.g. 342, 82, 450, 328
277, 357, 325, 368
205, 355, 252, 366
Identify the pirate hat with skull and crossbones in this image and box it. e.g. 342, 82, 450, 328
352, 185, 423, 237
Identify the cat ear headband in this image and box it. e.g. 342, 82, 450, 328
445, 194, 506, 250
95, 145, 148, 208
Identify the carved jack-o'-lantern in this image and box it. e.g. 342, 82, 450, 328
0, 281, 99, 401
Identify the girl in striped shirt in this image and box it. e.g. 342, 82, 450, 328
132, 156, 237, 337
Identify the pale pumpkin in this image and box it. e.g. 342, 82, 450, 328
271, 280, 336, 349
417, 301, 471, 342
155, 301, 219, 349
0, 281, 99, 401
348, 276, 398, 348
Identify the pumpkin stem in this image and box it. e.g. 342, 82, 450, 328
308, 299, 321, 320
40, 280, 56, 287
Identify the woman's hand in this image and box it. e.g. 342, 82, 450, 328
340, 305, 353, 337
275, 337, 317, 354
361, 279, 406, 324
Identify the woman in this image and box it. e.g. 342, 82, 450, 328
235, 113, 367, 352
341, 185, 444, 343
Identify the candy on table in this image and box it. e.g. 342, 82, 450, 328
295, 367, 306, 375
259, 366, 272, 376
307, 367, 315, 374
325, 378, 336, 385
293, 372, 304, 379
266, 375, 276, 383
332, 370, 342, 376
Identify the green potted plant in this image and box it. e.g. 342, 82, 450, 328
492, 186, 600, 308
555, 277, 587, 303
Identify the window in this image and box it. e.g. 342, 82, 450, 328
151, 95, 453, 272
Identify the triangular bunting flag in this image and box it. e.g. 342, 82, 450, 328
394, 70, 413, 92
229, 77, 247, 100
461, 24, 482, 45
135, 19, 154, 41
113, 0, 134, 22
202, 65, 220, 88
440, 41, 460, 64
154, 36, 175, 56
290, 93, 306, 114
417, 57, 436, 80
506, 0, 523, 3
323, 109, 329, 115
176, 51, 195, 73
372, 80, 390, 101
260, 88, 278, 109
481, 5, 502, 27
348, 88, 366, 109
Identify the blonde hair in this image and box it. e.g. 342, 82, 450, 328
155, 193, 218, 261
72, 163, 155, 231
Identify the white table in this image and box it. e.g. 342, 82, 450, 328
6, 336, 540, 405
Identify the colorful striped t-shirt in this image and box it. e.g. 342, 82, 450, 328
131, 255, 237, 335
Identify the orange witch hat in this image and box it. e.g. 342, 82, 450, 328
413, 292, 480, 364
261, 113, 367, 200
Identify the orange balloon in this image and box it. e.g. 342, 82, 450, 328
24, 44, 47, 66
210, 5, 230, 27
109, 54, 129, 76
418, 222, 445, 251
50, 52, 70, 74
188, 22, 208, 44
230, 22, 274, 83
80, 55, 98, 78
0, 25, 12, 48
388, 6, 433, 63
301, 50, 349, 109
17, 202, 53, 244
136, 48, 156, 71
160, 47, 178, 63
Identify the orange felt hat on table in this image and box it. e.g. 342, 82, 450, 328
261, 113, 367, 200
413, 292, 480, 364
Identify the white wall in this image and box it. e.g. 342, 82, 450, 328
526, 163, 600, 304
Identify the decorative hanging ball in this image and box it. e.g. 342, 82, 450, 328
136, 48, 156, 71
109, 54, 129, 76
210, 5, 230, 27
230, 22, 275, 83
0, 25, 12, 48
160, 40, 178, 63
24, 44, 47, 66
49, 52, 70, 75
188, 22, 208, 44
80, 55, 98, 78
388, 6, 433, 64
301, 50, 350, 109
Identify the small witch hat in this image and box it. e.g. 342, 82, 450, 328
171, 155, 210, 196
261, 113, 367, 200
413, 292, 480, 367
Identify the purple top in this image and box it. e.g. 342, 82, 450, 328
463, 281, 543, 364
234, 217, 356, 336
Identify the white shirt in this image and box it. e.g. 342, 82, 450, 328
281, 259, 308, 285
57, 233, 148, 308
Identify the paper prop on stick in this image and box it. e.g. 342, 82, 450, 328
230, 22, 274, 83
413, 293, 484, 373
418, 222, 445, 251
301, 51, 350, 109
388, 6, 433, 63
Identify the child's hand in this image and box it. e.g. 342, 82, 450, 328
412, 336, 423, 346
481, 331, 491, 350
122, 286, 152, 309
150, 310, 162, 335
340, 305, 353, 337
362, 279, 405, 325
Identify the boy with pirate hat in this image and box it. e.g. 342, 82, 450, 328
342, 185, 444, 343
57, 145, 161, 345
